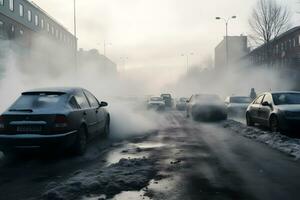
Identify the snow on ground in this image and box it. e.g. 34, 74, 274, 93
223, 120, 300, 159
42, 158, 158, 200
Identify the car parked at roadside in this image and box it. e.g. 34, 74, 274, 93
225, 96, 252, 117
246, 91, 300, 132
160, 94, 173, 108
187, 94, 227, 121
176, 97, 188, 111
147, 97, 166, 111
0, 87, 110, 156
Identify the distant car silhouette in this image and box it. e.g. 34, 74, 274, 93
187, 94, 227, 121
225, 96, 252, 116
0, 87, 110, 155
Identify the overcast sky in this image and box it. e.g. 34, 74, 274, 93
32, 0, 299, 71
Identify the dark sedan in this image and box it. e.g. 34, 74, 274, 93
0, 87, 110, 155
246, 91, 300, 132
187, 94, 227, 121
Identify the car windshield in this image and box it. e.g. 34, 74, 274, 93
10, 93, 67, 110
179, 98, 188, 102
272, 93, 300, 105
150, 97, 163, 101
161, 94, 171, 98
230, 97, 252, 103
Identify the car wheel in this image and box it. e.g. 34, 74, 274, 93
270, 116, 280, 133
73, 126, 87, 156
246, 113, 254, 126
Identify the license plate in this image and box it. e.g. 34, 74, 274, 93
17, 126, 42, 132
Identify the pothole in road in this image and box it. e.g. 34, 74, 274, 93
105, 142, 166, 166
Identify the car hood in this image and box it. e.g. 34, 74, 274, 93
277, 105, 300, 112
148, 101, 165, 105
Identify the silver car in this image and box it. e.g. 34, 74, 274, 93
246, 91, 300, 132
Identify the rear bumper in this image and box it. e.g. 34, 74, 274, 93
0, 130, 78, 150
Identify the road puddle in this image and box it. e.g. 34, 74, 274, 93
105, 141, 165, 166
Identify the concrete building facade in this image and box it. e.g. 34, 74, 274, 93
0, 0, 76, 75
215, 35, 249, 68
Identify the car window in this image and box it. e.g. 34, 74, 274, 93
69, 96, 80, 110
10, 93, 66, 110
84, 90, 99, 108
75, 92, 90, 109
254, 95, 265, 104
273, 93, 300, 105
263, 94, 273, 105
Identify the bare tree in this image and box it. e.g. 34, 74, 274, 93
249, 0, 291, 46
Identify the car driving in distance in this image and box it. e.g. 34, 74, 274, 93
147, 97, 166, 111
160, 94, 173, 108
225, 96, 252, 116
176, 97, 188, 111
246, 91, 300, 132
0, 87, 110, 155
187, 94, 227, 121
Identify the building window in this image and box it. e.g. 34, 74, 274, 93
28, 10, 32, 22
11, 25, 15, 32
0, 20, 3, 27
9, 0, 14, 11
35, 15, 39, 26
41, 19, 44, 28
51, 26, 54, 35
20, 29, 23, 35
19, 4, 24, 17
47, 23, 50, 32
0, 0, 4, 6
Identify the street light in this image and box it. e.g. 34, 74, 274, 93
103, 40, 112, 57
215, 15, 237, 66
181, 53, 194, 73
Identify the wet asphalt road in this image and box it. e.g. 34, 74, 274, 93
1, 111, 300, 200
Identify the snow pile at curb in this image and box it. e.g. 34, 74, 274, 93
223, 120, 300, 159
42, 158, 157, 200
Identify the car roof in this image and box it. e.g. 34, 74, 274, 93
22, 87, 84, 95
265, 91, 300, 95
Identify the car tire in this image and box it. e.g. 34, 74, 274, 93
246, 113, 254, 126
270, 115, 280, 133
72, 126, 87, 156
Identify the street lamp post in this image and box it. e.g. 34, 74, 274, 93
103, 40, 112, 57
215, 16, 236, 66
181, 53, 194, 73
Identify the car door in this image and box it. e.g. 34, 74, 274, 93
75, 90, 98, 136
250, 95, 265, 122
84, 90, 106, 135
259, 93, 273, 126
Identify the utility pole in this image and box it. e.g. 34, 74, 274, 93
216, 16, 237, 66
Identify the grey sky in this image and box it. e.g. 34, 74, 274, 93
32, 0, 298, 71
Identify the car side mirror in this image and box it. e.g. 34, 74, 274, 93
99, 101, 108, 107
262, 101, 270, 107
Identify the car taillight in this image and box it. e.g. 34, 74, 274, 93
0, 116, 5, 130
54, 115, 68, 129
